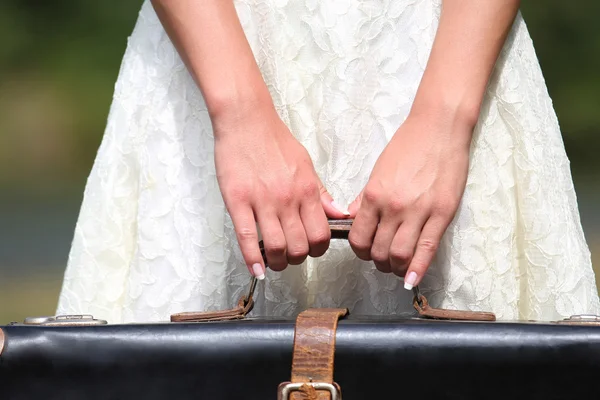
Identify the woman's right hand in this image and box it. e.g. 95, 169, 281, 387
213, 103, 350, 279
151, 0, 348, 279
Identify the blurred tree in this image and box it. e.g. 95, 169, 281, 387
0, 1, 142, 195
0, 1, 598, 196
520, 1, 600, 176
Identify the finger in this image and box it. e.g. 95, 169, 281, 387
347, 190, 363, 218
300, 197, 331, 258
317, 178, 350, 219
348, 191, 379, 261
280, 212, 310, 265
370, 219, 401, 273
403, 216, 447, 290
228, 205, 266, 279
389, 218, 427, 278
255, 210, 288, 272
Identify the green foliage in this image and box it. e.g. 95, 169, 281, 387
0, 1, 142, 193
0, 1, 598, 194
520, 2, 600, 172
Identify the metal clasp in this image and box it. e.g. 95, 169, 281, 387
245, 276, 258, 306
412, 286, 423, 307
278, 382, 341, 400
22, 314, 108, 326
564, 314, 600, 322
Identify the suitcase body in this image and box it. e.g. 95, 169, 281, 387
2, 312, 600, 400
4, 221, 599, 399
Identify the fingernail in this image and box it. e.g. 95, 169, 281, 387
404, 271, 418, 290
331, 200, 350, 216
252, 263, 265, 280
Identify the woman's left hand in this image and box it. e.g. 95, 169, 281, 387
347, 109, 473, 289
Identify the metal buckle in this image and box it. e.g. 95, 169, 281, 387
278, 382, 341, 400
412, 286, 423, 307
245, 276, 258, 306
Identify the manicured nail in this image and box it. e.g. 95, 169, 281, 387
331, 200, 350, 216
252, 263, 265, 280
404, 271, 418, 290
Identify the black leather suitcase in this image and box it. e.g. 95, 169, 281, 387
3, 311, 600, 400
3, 220, 600, 400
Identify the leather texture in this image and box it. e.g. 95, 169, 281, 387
414, 292, 496, 321
170, 291, 254, 322
286, 308, 347, 400
3, 316, 600, 400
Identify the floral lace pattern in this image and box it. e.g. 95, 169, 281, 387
56, 0, 600, 323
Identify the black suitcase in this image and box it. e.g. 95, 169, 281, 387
3, 220, 600, 400
3, 310, 600, 400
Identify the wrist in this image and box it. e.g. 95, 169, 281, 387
408, 92, 480, 145
409, 88, 482, 133
409, 63, 486, 133
403, 88, 480, 151
205, 80, 275, 124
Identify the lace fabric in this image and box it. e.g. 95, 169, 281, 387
56, 0, 600, 323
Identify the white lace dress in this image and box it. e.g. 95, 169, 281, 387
56, 0, 600, 323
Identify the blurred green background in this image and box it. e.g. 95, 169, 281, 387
1, 1, 600, 323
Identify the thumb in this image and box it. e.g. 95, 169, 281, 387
318, 179, 350, 219
347, 190, 364, 218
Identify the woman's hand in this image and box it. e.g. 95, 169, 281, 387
347, 0, 520, 288
152, 0, 349, 279
347, 109, 472, 288
214, 104, 349, 279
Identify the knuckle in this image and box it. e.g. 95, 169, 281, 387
227, 186, 252, 204
348, 235, 369, 254
299, 181, 319, 198
387, 197, 407, 213
374, 261, 392, 273
308, 229, 330, 247
362, 187, 380, 205
287, 245, 309, 259
276, 189, 295, 206
237, 228, 257, 242
389, 248, 413, 265
370, 248, 388, 263
418, 238, 439, 253
266, 241, 286, 256
287, 253, 308, 265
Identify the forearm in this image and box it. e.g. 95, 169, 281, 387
151, 0, 273, 120
410, 0, 521, 132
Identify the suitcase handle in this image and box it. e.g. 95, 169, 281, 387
170, 219, 496, 322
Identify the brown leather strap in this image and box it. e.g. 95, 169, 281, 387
413, 292, 496, 321
278, 308, 348, 400
328, 219, 352, 239
170, 294, 254, 322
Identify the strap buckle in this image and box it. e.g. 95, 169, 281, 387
277, 382, 341, 400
